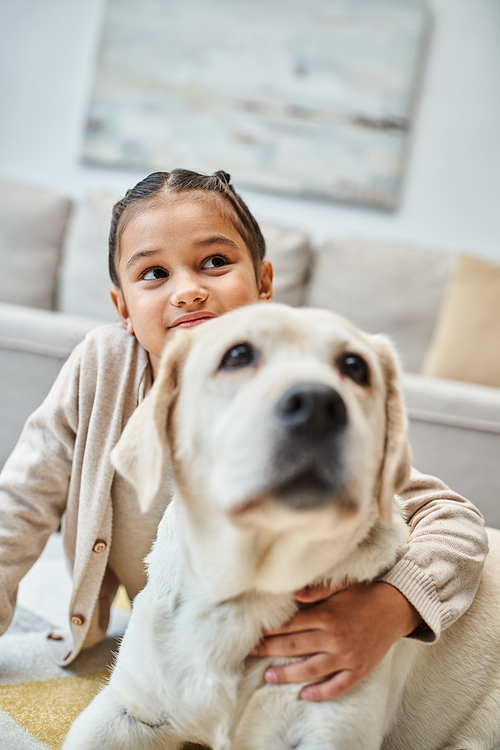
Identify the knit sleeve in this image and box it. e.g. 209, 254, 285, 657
0, 343, 83, 636
380, 466, 488, 642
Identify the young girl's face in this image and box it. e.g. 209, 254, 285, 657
111, 193, 273, 377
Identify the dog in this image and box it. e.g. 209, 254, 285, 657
63, 303, 500, 750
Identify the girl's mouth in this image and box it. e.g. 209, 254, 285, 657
170, 313, 217, 329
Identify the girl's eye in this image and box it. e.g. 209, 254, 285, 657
203, 255, 229, 270
143, 267, 168, 281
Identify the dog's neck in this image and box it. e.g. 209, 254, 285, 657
150, 494, 407, 605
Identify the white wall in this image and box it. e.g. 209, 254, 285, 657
1, 0, 499, 258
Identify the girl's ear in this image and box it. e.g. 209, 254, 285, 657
110, 286, 134, 334
258, 260, 273, 300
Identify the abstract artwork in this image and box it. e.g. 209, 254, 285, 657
83, 0, 428, 208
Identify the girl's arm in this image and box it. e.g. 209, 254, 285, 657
381, 467, 487, 639
250, 469, 488, 700
0, 347, 81, 635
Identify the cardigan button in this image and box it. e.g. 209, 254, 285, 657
70, 614, 85, 627
93, 539, 107, 553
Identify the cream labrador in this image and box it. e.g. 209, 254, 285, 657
63, 303, 500, 750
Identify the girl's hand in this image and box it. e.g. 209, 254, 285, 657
250, 581, 422, 701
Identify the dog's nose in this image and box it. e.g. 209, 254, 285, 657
275, 383, 347, 435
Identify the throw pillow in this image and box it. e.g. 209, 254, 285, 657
422, 253, 500, 388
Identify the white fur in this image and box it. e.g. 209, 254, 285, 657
63, 304, 500, 750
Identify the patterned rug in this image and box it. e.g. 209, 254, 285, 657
0, 533, 130, 749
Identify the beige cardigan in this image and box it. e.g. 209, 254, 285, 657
0, 324, 488, 665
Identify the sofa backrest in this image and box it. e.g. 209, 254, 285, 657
0, 178, 460, 375
57, 191, 459, 373
306, 237, 455, 373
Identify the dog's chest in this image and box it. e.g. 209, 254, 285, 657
154, 587, 297, 747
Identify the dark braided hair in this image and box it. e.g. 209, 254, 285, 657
108, 169, 266, 287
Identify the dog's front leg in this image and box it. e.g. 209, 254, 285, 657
306, 655, 395, 750
62, 684, 185, 750
232, 655, 394, 750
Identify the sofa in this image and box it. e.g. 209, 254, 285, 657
1, 179, 499, 527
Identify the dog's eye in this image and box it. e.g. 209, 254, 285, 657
338, 354, 370, 386
219, 343, 256, 370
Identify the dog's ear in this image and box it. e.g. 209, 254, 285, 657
370, 334, 412, 525
111, 332, 191, 513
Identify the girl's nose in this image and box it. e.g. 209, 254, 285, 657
170, 273, 208, 307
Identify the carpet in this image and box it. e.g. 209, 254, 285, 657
0, 533, 130, 749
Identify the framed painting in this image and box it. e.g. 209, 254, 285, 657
83, 0, 428, 208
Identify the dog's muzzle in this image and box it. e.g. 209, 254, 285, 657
271, 382, 348, 510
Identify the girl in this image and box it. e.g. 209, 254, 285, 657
0, 169, 487, 701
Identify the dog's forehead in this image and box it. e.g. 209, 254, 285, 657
186, 304, 371, 362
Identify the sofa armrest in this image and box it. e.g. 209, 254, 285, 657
0, 303, 104, 467
402, 372, 500, 528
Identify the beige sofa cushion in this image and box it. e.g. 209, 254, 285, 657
259, 222, 311, 307
58, 192, 312, 319
306, 237, 455, 373
0, 181, 72, 309
57, 192, 119, 321
422, 254, 500, 388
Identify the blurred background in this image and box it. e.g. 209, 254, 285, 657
1, 0, 499, 255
